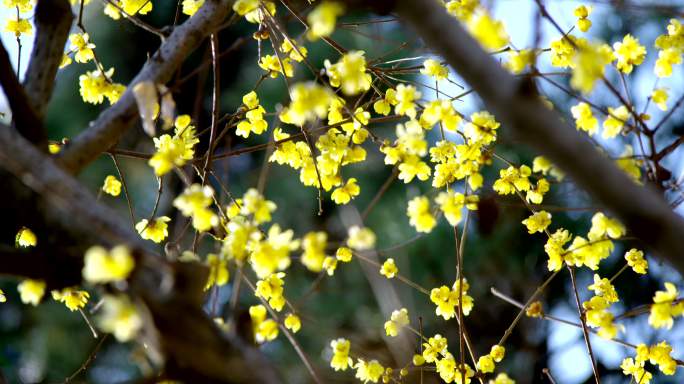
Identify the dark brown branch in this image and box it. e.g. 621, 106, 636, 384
0, 42, 45, 148
56, 0, 235, 174
394, 0, 684, 276
23, 0, 73, 122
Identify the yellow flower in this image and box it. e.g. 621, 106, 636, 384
322, 256, 337, 276
525, 301, 543, 318
258, 54, 294, 79
602, 105, 630, 139
490, 345, 505, 362
621, 357, 652, 384
335, 247, 353, 262
331, 178, 360, 205
588, 274, 619, 303
301, 231, 327, 273
241, 188, 277, 224
173, 184, 218, 232
505, 49, 535, 74
398, 155, 431, 183
655, 48, 682, 78
571, 42, 614, 94
651, 88, 669, 111
254, 311, 279, 340
205, 253, 229, 290
82, 245, 135, 283
430, 280, 474, 320
613, 34, 646, 74
17, 279, 45, 306
4, 16, 31, 37
380, 258, 398, 279
571, 102, 598, 135
51, 288, 90, 311
435, 191, 477, 227
354, 359, 384, 383
468, 10, 508, 50
250, 305, 279, 343
255, 272, 286, 311
102, 175, 122, 196
0, 289, 5, 303
477, 355, 495, 373
79, 68, 125, 105
521, 211, 551, 234
104, 0, 152, 19
284, 313, 301, 333
236, 92, 268, 138
330, 338, 353, 371
407, 196, 436, 233
421, 59, 449, 80
588, 212, 625, 240
16, 227, 36, 248
347, 226, 376, 251
279, 82, 333, 127
624, 248, 648, 274
306, 1, 344, 41
97, 294, 143, 342
384, 308, 409, 336
325, 51, 372, 96
465, 110, 500, 145
181, 0, 204, 16
69, 33, 95, 63
574, 5, 592, 32
394, 84, 421, 119
4, 0, 34, 12
135, 216, 170, 243
493, 165, 532, 195
649, 282, 684, 329
280, 39, 308, 62
490, 373, 516, 384
422, 334, 448, 362
544, 228, 572, 271
149, 119, 199, 176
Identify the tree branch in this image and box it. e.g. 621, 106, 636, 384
0, 42, 45, 147
23, 0, 73, 122
56, 0, 234, 174
393, 0, 684, 275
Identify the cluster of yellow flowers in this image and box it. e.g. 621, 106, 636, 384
149, 115, 199, 176
543, 212, 625, 272
654, 19, 684, 77
621, 341, 678, 383
236, 91, 268, 138
582, 274, 621, 339
430, 279, 474, 320
329, 338, 403, 383
648, 282, 684, 329
79, 68, 126, 105
8, 1, 684, 382
173, 184, 218, 232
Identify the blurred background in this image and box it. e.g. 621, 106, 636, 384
1, 0, 684, 383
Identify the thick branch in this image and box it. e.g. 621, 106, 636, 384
0, 125, 279, 383
0, 42, 45, 147
394, 0, 684, 275
23, 0, 73, 122
56, 0, 234, 174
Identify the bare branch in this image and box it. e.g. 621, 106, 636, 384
394, 0, 684, 276
56, 0, 235, 174
0, 42, 45, 147
23, 0, 73, 121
